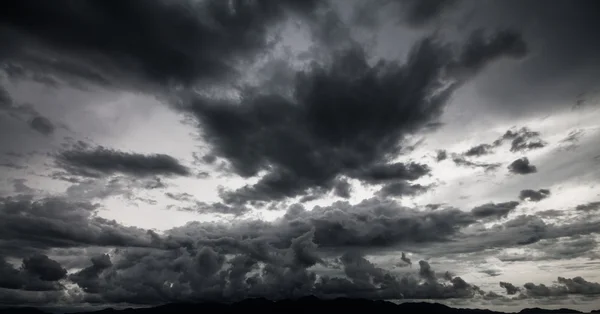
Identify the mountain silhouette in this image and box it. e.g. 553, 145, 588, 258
0, 297, 596, 314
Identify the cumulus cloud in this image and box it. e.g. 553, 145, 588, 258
56, 146, 190, 178
508, 157, 537, 175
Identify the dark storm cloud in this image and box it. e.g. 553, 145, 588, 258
62, 233, 483, 304
352, 0, 459, 29
191, 29, 527, 205
0, 0, 320, 90
518, 189, 550, 202
0, 85, 12, 108
69, 254, 112, 293
0, 255, 65, 292
399, 0, 459, 27
470, 201, 519, 219
508, 157, 537, 175
28, 116, 55, 136
0, 197, 157, 257
56, 146, 190, 178
22, 254, 67, 282
575, 201, 600, 212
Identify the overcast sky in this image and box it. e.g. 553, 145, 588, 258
1, 0, 600, 312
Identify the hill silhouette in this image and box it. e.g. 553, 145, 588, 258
0, 297, 597, 314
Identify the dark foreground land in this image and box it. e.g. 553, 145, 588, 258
2, 297, 599, 314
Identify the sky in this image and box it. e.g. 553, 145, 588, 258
1, 0, 600, 312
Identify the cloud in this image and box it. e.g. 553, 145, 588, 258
72, 242, 482, 304
0, 0, 320, 90
499, 281, 520, 295
377, 181, 429, 198
353, 0, 459, 29
69, 254, 113, 293
518, 189, 550, 202
28, 116, 55, 135
520, 276, 600, 297
0, 255, 65, 292
436, 149, 448, 162
398, 0, 460, 27
508, 157, 537, 175
421, 213, 600, 258
191, 29, 527, 205
0, 197, 157, 257
575, 201, 600, 212
333, 179, 352, 199
470, 201, 519, 219
496, 128, 546, 153
56, 146, 190, 178
451, 154, 500, 171
464, 144, 493, 157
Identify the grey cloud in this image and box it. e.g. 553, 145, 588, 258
519, 276, 600, 298
22, 254, 67, 282
377, 181, 429, 198
165, 192, 194, 202
66, 236, 483, 304
470, 201, 519, 219
496, 128, 546, 153
575, 201, 600, 212
166, 198, 478, 252
499, 282, 520, 295
400, 252, 412, 267
333, 179, 352, 199
421, 214, 600, 258
464, 144, 493, 157
12, 178, 34, 194
436, 149, 448, 162
508, 157, 537, 175
352, 162, 430, 183
0, 197, 157, 257
467, 0, 600, 116
0, 0, 320, 90
56, 146, 190, 178
518, 189, 550, 202
452, 154, 500, 172
354, 0, 459, 29
28, 116, 55, 136
69, 254, 112, 294
0, 84, 12, 108
399, 0, 459, 27
192, 29, 527, 205
0, 255, 65, 292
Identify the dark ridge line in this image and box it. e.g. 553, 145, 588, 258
0, 296, 595, 314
